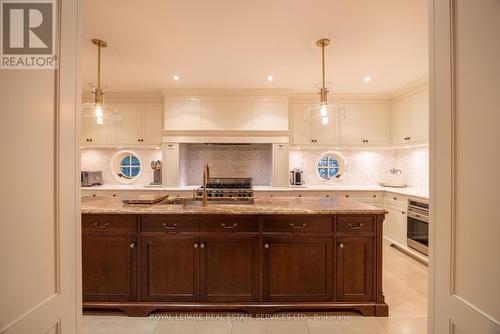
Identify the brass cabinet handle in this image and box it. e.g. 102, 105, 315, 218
129, 242, 136, 249
163, 223, 177, 230
94, 222, 110, 228
401, 211, 406, 215
345, 194, 350, 198
193, 242, 199, 248
200, 242, 206, 249
348, 223, 364, 230
221, 223, 237, 229
264, 243, 270, 249
290, 222, 306, 229
338, 242, 344, 248
373, 194, 377, 198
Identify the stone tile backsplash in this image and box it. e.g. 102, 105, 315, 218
81, 148, 162, 185
80, 145, 429, 189
183, 144, 272, 185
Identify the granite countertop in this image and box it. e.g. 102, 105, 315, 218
81, 196, 387, 215
81, 184, 429, 200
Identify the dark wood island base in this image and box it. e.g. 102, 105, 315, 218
83, 301, 389, 317
81, 197, 388, 317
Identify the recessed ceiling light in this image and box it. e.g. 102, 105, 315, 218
267, 75, 273, 81
173, 75, 180, 81
364, 75, 372, 83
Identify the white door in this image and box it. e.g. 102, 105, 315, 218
141, 103, 163, 145
116, 103, 142, 145
364, 103, 390, 145
410, 90, 429, 143
0, 1, 80, 333
391, 98, 411, 145
430, 0, 500, 333
339, 104, 364, 145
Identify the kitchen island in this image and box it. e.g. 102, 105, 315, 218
81, 196, 388, 317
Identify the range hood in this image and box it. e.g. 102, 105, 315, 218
160, 129, 290, 144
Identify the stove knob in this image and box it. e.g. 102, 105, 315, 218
208, 193, 212, 197
228, 194, 233, 197
238, 193, 242, 197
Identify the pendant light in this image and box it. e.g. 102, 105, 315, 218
316, 38, 333, 125
82, 38, 117, 125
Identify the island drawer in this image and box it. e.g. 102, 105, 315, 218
141, 215, 199, 233
263, 216, 332, 233
82, 214, 137, 233
199, 216, 259, 233
336, 216, 375, 233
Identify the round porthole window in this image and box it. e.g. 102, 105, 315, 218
315, 151, 346, 182
110, 150, 142, 184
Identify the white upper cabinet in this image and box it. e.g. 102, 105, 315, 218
116, 102, 163, 145
364, 104, 391, 145
252, 99, 289, 130
164, 99, 200, 130
409, 90, 429, 143
391, 89, 429, 145
339, 103, 390, 146
81, 104, 116, 145
290, 102, 338, 146
290, 103, 313, 145
81, 101, 163, 146
141, 103, 163, 144
391, 98, 411, 145
163, 93, 289, 131
339, 104, 365, 145
116, 103, 142, 144
200, 100, 253, 130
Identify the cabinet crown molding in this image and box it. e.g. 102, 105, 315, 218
391, 76, 429, 101
162, 89, 292, 97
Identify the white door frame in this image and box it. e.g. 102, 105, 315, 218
429, 0, 500, 333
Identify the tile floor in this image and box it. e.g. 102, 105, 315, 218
83, 241, 428, 334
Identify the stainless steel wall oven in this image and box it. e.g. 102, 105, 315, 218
407, 199, 429, 255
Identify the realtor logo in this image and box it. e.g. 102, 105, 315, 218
1, 0, 57, 69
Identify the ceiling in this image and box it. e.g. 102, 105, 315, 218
82, 0, 428, 94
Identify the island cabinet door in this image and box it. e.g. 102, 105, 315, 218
82, 235, 138, 302
199, 236, 259, 301
263, 237, 333, 301
140, 236, 199, 301
336, 237, 374, 301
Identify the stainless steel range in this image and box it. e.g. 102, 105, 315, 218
195, 177, 254, 199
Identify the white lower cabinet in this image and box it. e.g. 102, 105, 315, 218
383, 193, 408, 245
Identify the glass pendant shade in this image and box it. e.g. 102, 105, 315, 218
82, 38, 119, 125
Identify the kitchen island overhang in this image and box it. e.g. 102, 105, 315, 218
82, 196, 388, 317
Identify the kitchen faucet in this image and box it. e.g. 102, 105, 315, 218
202, 164, 210, 207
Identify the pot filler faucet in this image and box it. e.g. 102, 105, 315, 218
202, 164, 210, 207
